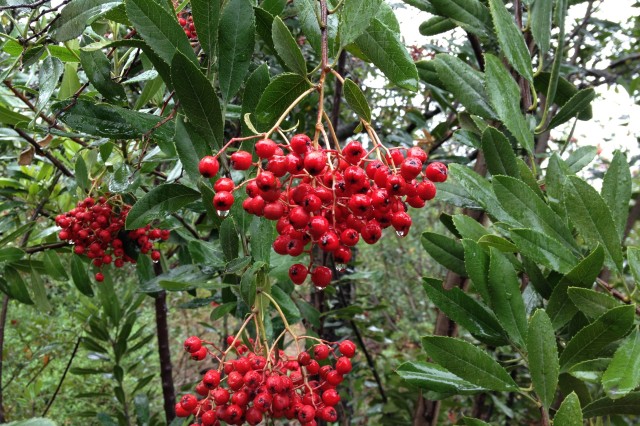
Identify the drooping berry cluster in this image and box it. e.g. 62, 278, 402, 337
198, 135, 447, 287
179, 334, 357, 425
56, 197, 169, 281
178, 11, 197, 40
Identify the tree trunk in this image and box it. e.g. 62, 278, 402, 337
154, 290, 176, 423
0, 295, 9, 422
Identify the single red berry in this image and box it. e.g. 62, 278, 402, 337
400, 157, 423, 180
255, 139, 278, 159
230, 150, 253, 170
311, 266, 332, 288
306, 359, 320, 375
319, 405, 338, 422
425, 162, 448, 182
214, 177, 235, 192
289, 263, 308, 285
361, 220, 382, 244
201, 410, 217, 426
175, 403, 190, 417
191, 346, 207, 361
339, 340, 356, 358
340, 228, 360, 246
322, 388, 341, 406
342, 141, 366, 164
313, 344, 330, 360
95, 272, 104, 282
416, 180, 436, 200
290, 134, 312, 154
391, 211, 412, 236
245, 407, 263, 425
298, 404, 316, 423
203, 369, 220, 389
198, 156, 220, 178
212, 388, 230, 405
213, 191, 234, 211
180, 394, 198, 412
326, 370, 344, 385
304, 150, 327, 175
336, 356, 352, 374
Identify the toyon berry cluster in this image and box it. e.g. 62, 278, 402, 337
198, 134, 448, 287
178, 10, 197, 40
56, 197, 169, 282
179, 333, 357, 425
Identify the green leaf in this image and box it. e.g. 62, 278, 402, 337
601, 330, 640, 399
58, 63, 81, 100
293, 0, 337, 58
484, 54, 534, 154
566, 146, 598, 174
339, 0, 383, 48
547, 88, 596, 130
37, 55, 64, 112
422, 336, 518, 391
220, 220, 240, 263
70, 256, 94, 297
249, 217, 274, 264
487, 0, 533, 83
567, 287, 618, 321
271, 285, 301, 324
52, 0, 122, 42
582, 392, 640, 417
510, 228, 578, 273
125, 0, 197, 66
430, 0, 491, 37
254, 73, 312, 130
0, 248, 25, 263
419, 16, 456, 36
421, 232, 467, 276
355, 18, 419, 91
0, 105, 30, 126
601, 151, 632, 239
522, 256, 553, 299
452, 215, 487, 241
629, 247, 640, 286
79, 49, 126, 102
487, 248, 528, 348
272, 16, 307, 76
174, 116, 213, 182
43, 250, 68, 281
462, 239, 491, 303
210, 302, 237, 321
396, 361, 488, 394
191, 0, 221, 59
493, 175, 576, 250
546, 245, 604, 329
343, 79, 372, 123
218, 0, 255, 100
559, 305, 635, 372
241, 64, 270, 136
29, 269, 51, 311
481, 127, 520, 178
477, 234, 517, 252
171, 52, 224, 150
434, 181, 482, 210
527, 309, 559, 409
402, 0, 436, 13
423, 278, 507, 345
125, 184, 200, 229
563, 176, 623, 273
75, 156, 89, 192
534, 73, 592, 120
433, 54, 495, 119
517, 158, 545, 200
462, 418, 492, 426
531, 0, 553, 57
554, 392, 582, 425
240, 262, 262, 307
2, 266, 32, 304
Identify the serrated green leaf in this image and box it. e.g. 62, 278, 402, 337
218, 0, 255, 100
629, 247, 640, 287
554, 392, 582, 425
567, 287, 618, 321
462, 239, 491, 303
272, 16, 307, 75
582, 392, 640, 417
565, 146, 597, 174
70, 256, 94, 297
293, 0, 337, 58
339, 0, 383, 48
522, 256, 553, 299
191, 0, 220, 59
433, 54, 495, 119
37, 55, 63, 112
510, 228, 578, 273
396, 361, 488, 394
531, 0, 553, 57
0, 248, 25, 264
43, 250, 68, 281
547, 88, 596, 130
481, 127, 520, 178
487, 0, 533, 83
527, 309, 559, 409
601, 151, 632, 240
271, 285, 301, 324
415, 60, 443, 87
430, 0, 491, 37
478, 234, 517, 253
452, 215, 487, 241
241, 64, 271, 136
563, 176, 623, 273
210, 302, 237, 321
249, 217, 274, 264
52, 0, 122, 42
254, 73, 312, 130
421, 232, 467, 276
171, 52, 223, 150
125, 0, 197, 66
423, 278, 506, 345
559, 305, 634, 372
75, 156, 89, 192
419, 16, 456, 36
484, 54, 534, 153
220, 220, 240, 263
516, 158, 544, 199
487, 248, 528, 348
534, 72, 592, 120
422, 336, 518, 391
601, 330, 640, 399
343, 79, 372, 123
174, 116, 212, 182
355, 18, 419, 91
79, 49, 126, 102
546, 245, 604, 329
433, 181, 482, 210
125, 184, 200, 229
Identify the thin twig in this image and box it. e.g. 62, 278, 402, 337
41, 335, 81, 416
12, 126, 74, 177
24, 242, 68, 254
596, 278, 640, 316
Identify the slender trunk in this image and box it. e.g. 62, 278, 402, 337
154, 290, 176, 423
0, 295, 9, 422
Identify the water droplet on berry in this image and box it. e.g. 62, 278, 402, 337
153, 260, 159, 264
216, 209, 230, 217
335, 263, 346, 271
314, 286, 326, 291
395, 230, 407, 238
69, 241, 75, 245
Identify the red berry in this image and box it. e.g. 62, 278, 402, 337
180, 394, 198, 412
198, 156, 220, 178
191, 346, 207, 361
213, 191, 234, 211
303, 150, 327, 175
339, 340, 356, 357
202, 369, 220, 388
289, 263, 308, 285
230, 150, 253, 170
214, 177, 235, 192
322, 388, 341, 406
313, 344, 330, 360
425, 162, 448, 182
255, 139, 278, 159
290, 134, 312, 154
311, 266, 332, 288
95, 272, 104, 282
335, 356, 352, 374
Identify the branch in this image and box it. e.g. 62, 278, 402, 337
41, 335, 81, 416
24, 241, 68, 254
12, 126, 74, 177
596, 278, 640, 316
0, 0, 48, 11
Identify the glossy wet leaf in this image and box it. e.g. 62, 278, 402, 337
52, 0, 122, 42
527, 309, 559, 408
397, 361, 488, 394
601, 330, 640, 399
218, 0, 255, 100
79, 49, 126, 102
554, 392, 582, 425
421, 232, 467, 276
254, 73, 311, 130
343, 79, 372, 123
125, 184, 200, 229
510, 228, 578, 273
339, 0, 383, 48
191, 0, 220, 59
430, 0, 491, 37
488, 0, 533, 83
272, 16, 307, 76
601, 150, 631, 239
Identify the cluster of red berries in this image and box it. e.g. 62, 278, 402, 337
198, 135, 447, 287
56, 197, 169, 282
178, 335, 357, 425
178, 11, 197, 40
